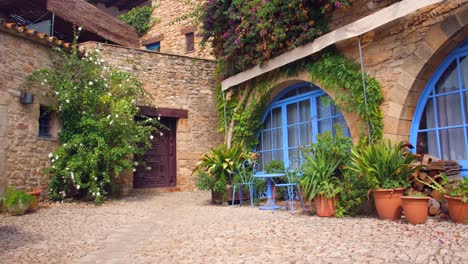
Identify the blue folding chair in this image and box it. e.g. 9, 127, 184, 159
273, 169, 306, 214
231, 160, 258, 207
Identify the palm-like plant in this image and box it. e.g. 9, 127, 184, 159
348, 140, 415, 190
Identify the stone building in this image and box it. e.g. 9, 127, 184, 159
1, 0, 467, 193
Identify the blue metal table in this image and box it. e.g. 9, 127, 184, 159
252, 173, 285, 210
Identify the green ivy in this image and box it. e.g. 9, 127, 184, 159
25, 45, 161, 203
218, 52, 384, 148
118, 6, 155, 36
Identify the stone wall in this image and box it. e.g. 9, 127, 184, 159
0, 31, 59, 190
81, 42, 222, 191
142, 0, 213, 59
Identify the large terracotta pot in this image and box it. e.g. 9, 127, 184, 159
314, 195, 336, 217
372, 188, 404, 220
27, 189, 41, 212
445, 196, 468, 224
401, 196, 430, 224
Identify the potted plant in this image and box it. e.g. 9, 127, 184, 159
348, 140, 416, 220
4, 187, 33, 215
193, 144, 250, 204
27, 189, 41, 212
401, 192, 430, 224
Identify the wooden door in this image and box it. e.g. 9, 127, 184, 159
134, 118, 177, 188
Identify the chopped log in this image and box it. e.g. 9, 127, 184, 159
413, 180, 425, 192
419, 171, 428, 180
428, 198, 441, 216
430, 189, 444, 201
422, 154, 440, 165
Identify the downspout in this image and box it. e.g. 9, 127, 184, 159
51, 13, 55, 37
358, 37, 371, 144
222, 90, 228, 144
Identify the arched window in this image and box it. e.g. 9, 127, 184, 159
410, 41, 468, 174
256, 82, 350, 170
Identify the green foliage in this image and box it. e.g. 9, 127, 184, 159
199, 0, 351, 78
422, 175, 468, 203
25, 46, 160, 204
193, 144, 251, 201
348, 140, 415, 190
264, 160, 285, 173
118, 6, 155, 36
4, 187, 32, 215
338, 170, 375, 216
450, 177, 468, 203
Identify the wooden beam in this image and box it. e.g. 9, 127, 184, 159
139, 106, 188, 119
221, 0, 443, 91
47, 0, 140, 48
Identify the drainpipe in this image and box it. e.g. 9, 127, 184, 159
222, 90, 228, 143
50, 13, 55, 37
358, 36, 371, 144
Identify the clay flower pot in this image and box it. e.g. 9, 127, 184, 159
27, 189, 41, 212
372, 188, 404, 220
401, 196, 430, 225
314, 194, 336, 217
445, 196, 468, 224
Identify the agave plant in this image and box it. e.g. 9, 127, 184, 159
348, 140, 416, 190
192, 144, 250, 200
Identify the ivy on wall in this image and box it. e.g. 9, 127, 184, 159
118, 6, 155, 36
218, 52, 384, 149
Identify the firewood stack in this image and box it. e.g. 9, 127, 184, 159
410, 154, 462, 216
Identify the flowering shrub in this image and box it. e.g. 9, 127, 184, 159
199, 0, 351, 78
25, 40, 160, 203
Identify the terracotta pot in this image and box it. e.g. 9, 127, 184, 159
445, 196, 468, 224
372, 188, 404, 220
211, 187, 250, 204
401, 196, 430, 224
27, 189, 41, 212
314, 195, 336, 217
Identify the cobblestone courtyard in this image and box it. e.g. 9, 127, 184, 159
1, 191, 467, 264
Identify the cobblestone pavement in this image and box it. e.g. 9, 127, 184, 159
1, 191, 467, 264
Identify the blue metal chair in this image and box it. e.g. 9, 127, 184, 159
231, 160, 258, 207
273, 169, 306, 214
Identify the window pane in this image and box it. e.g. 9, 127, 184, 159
419, 99, 436, 130
272, 108, 282, 127
287, 103, 298, 125
265, 112, 272, 129
280, 89, 297, 100
317, 96, 332, 119
300, 123, 312, 146
263, 152, 272, 167
272, 128, 282, 149
299, 100, 311, 122
288, 126, 299, 147
460, 56, 468, 89
318, 119, 332, 134
436, 94, 462, 127
333, 116, 348, 135
416, 131, 438, 157
440, 128, 466, 160
273, 150, 284, 163
298, 85, 315, 95
435, 61, 459, 94
288, 149, 300, 169
263, 131, 271, 150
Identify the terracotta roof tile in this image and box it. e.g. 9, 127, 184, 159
0, 19, 72, 50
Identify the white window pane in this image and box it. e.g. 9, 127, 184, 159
435, 61, 459, 94
419, 99, 436, 130
299, 100, 311, 122
272, 128, 283, 149
440, 128, 466, 160
318, 120, 332, 134
300, 123, 312, 146
288, 149, 300, 170
272, 108, 282, 128
317, 96, 332, 119
265, 112, 272, 129
263, 131, 272, 150
416, 131, 438, 157
436, 94, 463, 127
460, 56, 468, 89
288, 126, 299, 147
287, 103, 298, 125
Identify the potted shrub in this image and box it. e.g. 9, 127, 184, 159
4, 187, 33, 215
348, 140, 416, 220
193, 144, 251, 204
300, 130, 351, 217
401, 192, 430, 225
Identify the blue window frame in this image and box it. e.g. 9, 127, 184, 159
146, 42, 161, 52
410, 40, 468, 176
256, 82, 350, 170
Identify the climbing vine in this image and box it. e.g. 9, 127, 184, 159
218, 52, 384, 149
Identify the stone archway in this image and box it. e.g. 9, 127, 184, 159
388, 9, 468, 141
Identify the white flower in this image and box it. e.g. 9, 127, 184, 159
94, 177, 97, 180
88, 81, 93, 86
160, 132, 164, 136
78, 26, 82, 31
80, 143, 83, 146
66, 99, 70, 103
115, 114, 119, 118
134, 162, 138, 165
55, 155, 59, 160
71, 172, 74, 179
107, 115, 111, 119
48, 153, 53, 158
109, 120, 113, 125
96, 192, 100, 196
100, 59, 104, 63
41, 82, 45, 85
63, 143, 67, 147
76, 185, 80, 190
55, 91, 59, 95
150, 135, 154, 140
108, 92, 112, 96
132, 169, 136, 172
131, 99, 136, 104
146, 166, 152, 171
66, 167, 69, 170
157, 116, 161, 120
44, 79, 48, 83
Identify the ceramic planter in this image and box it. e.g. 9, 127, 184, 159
445, 196, 468, 224
313, 195, 336, 217
401, 196, 430, 224
372, 188, 404, 220
27, 189, 41, 212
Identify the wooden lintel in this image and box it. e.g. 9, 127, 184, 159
139, 106, 188, 119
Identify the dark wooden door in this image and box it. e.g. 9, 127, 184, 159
134, 118, 177, 188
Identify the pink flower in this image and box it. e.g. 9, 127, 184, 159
335, 1, 342, 8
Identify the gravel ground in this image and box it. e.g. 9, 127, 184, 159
0, 191, 467, 264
